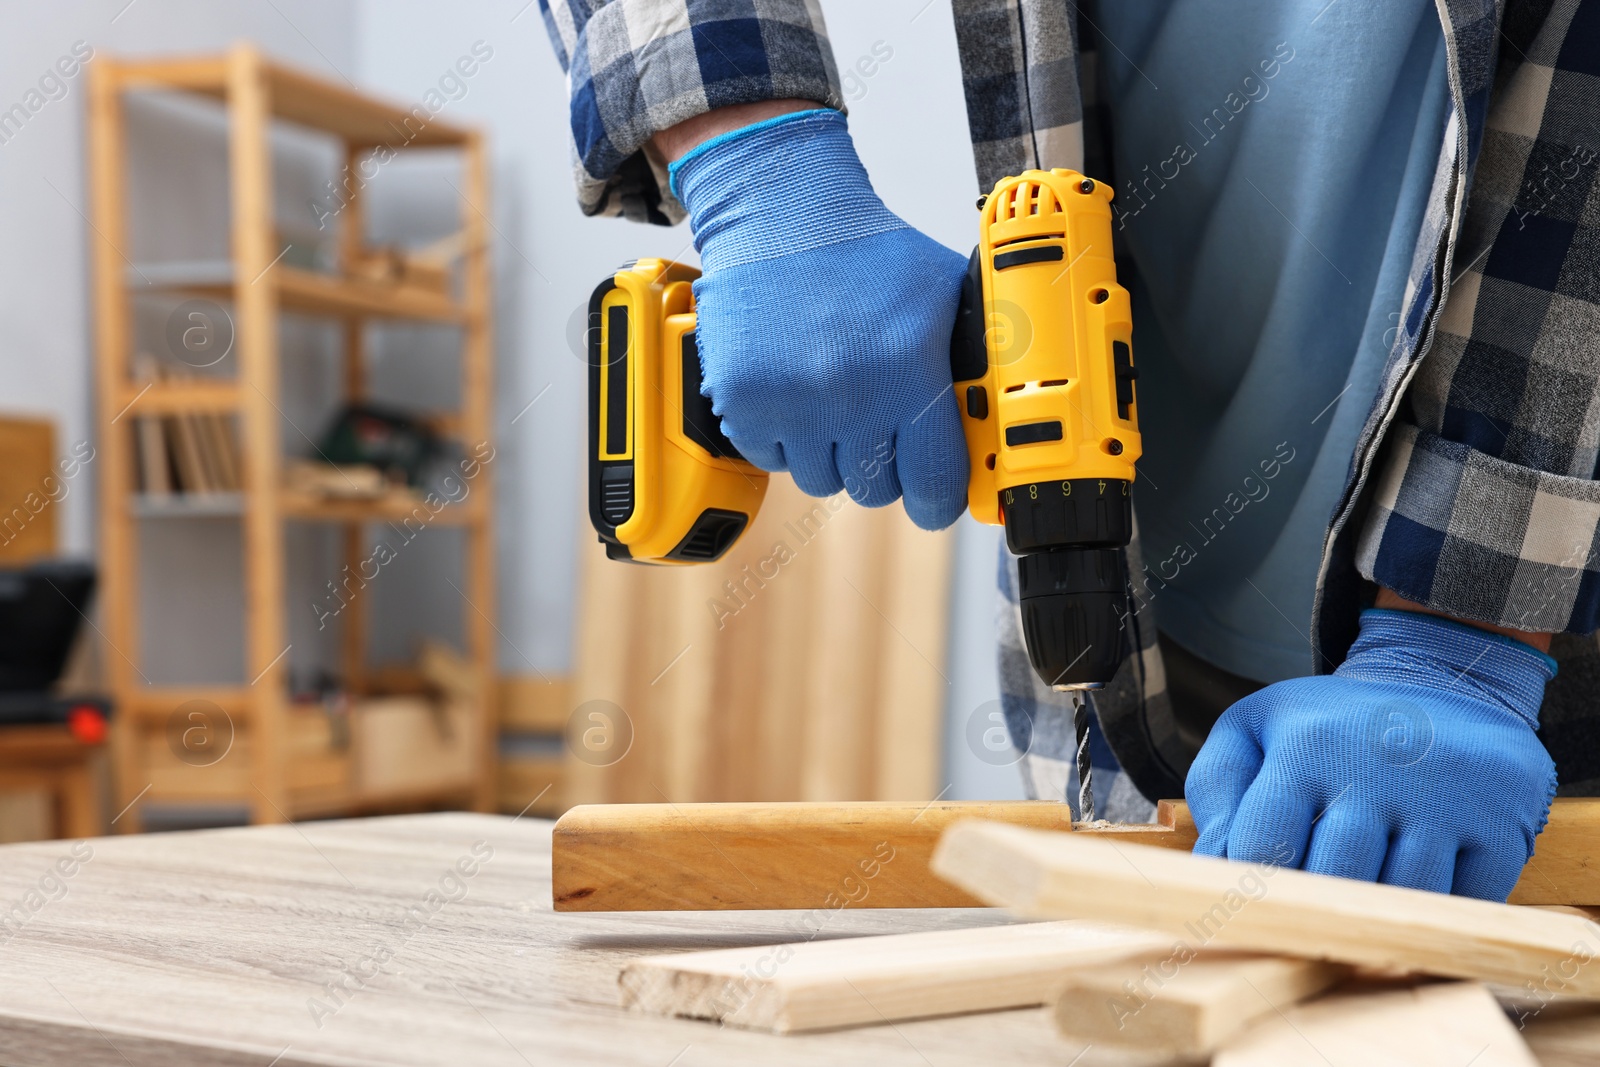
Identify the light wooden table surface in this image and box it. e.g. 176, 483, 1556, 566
6, 813, 1597, 1067
0, 812, 1099, 1067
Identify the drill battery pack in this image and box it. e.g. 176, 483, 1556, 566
585, 259, 768, 565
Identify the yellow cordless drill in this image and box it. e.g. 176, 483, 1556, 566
586, 170, 1140, 815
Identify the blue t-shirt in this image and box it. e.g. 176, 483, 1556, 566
1093, 1, 1450, 682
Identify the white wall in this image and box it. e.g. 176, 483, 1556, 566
0, 0, 1019, 798
0, 0, 358, 554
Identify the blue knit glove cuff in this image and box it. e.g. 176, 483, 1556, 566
1339, 609, 1557, 729
668, 109, 909, 272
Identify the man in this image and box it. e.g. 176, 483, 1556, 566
539, 0, 1600, 901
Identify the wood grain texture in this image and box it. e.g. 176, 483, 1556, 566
228, 43, 289, 827
567, 477, 956, 809
620, 919, 1170, 1033
553, 797, 1600, 911
1054, 951, 1347, 1052
932, 822, 1600, 995
1212, 981, 1538, 1066
0, 814, 1133, 1067
87, 56, 146, 835
1513, 797, 1600, 906
498, 676, 569, 733
552, 799, 1196, 911
459, 130, 498, 815
0, 417, 57, 562
1517, 1001, 1600, 1066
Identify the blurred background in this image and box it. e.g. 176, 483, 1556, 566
0, 0, 1025, 842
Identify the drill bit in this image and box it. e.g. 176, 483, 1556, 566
1072, 692, 1095, 822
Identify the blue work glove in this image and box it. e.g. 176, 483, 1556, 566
669, 109, 969, 530
1186, 608, 1558, 901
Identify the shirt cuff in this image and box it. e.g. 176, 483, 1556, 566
565, 0, 845, 223
1356, 422, 1600, 634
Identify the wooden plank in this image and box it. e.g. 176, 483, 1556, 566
351, 697, 475, 795
552, 798, 1600, 910
122, 380, 242, 414
1514, 797, 1600, 906
87, 56, 147, 834
565, 512, 642, 807
228, 44, 288, 826
803, 499, 884, 800
499, 675, 568, 733
0, 416, 59, 562
659, 570, 722, 801
931, 821, 1600, 994
552, 799, 1193, 911
337, 144, 368, 700
1053, 951, 1347, 1052
459, 131, 497, 815
564, 475, 955, 812
1519, 1002, 1600, 1067
497, 755, 564, 817
872, 520, 955, 800
122, 687, 253, 721
1213, 981, 1538, 1066
277, 488, 479, 524
0, 727, 102, 766
750, 482, 813, 803
117, 51, 470, 146
115, 55, 229, 94
620, 920, 1170, 1033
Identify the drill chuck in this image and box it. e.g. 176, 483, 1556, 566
1002, 479, 1132, 689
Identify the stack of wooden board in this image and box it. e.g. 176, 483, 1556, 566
583, 803, 1600, 1062
131, 354, 242, 496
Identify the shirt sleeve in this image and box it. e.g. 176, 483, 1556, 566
1356, 4, 1600, 634
539, 0, 845, 224
950, 0, 1085, 187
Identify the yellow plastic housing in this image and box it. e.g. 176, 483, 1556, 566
958, 170, 1141, 526
595, 259, 768, 564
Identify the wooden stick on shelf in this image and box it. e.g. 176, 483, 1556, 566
930, 820, 1600, 994
620, 920, 1172, 1034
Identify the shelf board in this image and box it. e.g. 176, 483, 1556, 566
130, 492, 245, 519
125, 687, 252, 721
280, 489, 482, 525
115, 50, 473, 148
119, 379, 241, 414
127, 490, 483, 526
128, 261, 466, 323
289, 779, 478, 820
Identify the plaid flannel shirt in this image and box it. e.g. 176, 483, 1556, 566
543, 0, 1600, 812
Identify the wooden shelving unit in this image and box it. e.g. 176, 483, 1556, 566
88, 46, 497, 829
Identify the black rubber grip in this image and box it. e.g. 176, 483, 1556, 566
604, 305, 628, 455
994, 245, 1064, 271
1005, 420, 1064, 446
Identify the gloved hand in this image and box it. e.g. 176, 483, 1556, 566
1186, 608, 1558, 901
669, 109, 970, 530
